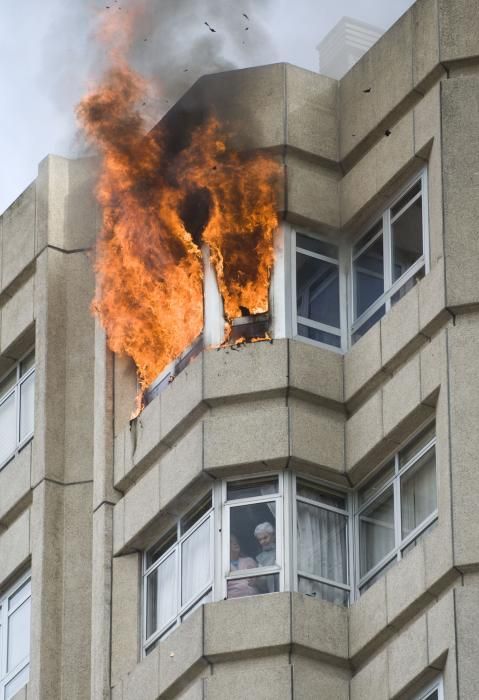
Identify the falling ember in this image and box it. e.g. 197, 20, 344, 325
77, 14, 282, 390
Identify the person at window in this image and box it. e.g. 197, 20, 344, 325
254, 522, 276, 566
227, 534, 259, 598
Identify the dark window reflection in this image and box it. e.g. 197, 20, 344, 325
296, 253, 340, 329
353, 235, 384, 319
392, 195, 423, 282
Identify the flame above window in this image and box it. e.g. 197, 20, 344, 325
77, 48, 282, 389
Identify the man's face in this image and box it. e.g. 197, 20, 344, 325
256, 530, 275, 550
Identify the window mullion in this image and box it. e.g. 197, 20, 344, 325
394, 456, 402, 558
383, 209, 392, 297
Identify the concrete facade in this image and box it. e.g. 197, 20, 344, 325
0, 0, 478, 698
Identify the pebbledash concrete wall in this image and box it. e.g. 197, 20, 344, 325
1, 0, 479, 698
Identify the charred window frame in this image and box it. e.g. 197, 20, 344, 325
292, 230, 347, 352
350, 170, 429, 344
0, 571, 31, 700
354, 419, 437, 595
143, 495, 214, 654
0, 349, 35, 471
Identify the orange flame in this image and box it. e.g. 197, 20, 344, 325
77, 11, 282, 389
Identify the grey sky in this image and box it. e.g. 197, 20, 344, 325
0, 0, 414, 214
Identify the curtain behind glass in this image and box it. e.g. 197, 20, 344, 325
297, 501, 347, 603
181, 518, 211, 606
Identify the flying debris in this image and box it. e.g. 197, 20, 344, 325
242, 13, 249, 19
245, 27, 249, 31
384, 129, 392, 136
204, 21, 217, 33
184, 68, 189, 72
362, 87, 371, 93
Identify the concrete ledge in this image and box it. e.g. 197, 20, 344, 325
1, 182, 36, 293
0, 508, 30, 589
0, 443, 32, 526
0, 274, 35, 354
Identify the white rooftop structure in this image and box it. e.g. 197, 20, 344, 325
317, 16, 384, 80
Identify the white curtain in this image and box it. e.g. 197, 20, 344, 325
297, 502, 347, 604
0, 393, 16, 464
146, 551, 177, 638
401, 449, 436, 538
19, 372, 35, 441
181, 518, 211, 606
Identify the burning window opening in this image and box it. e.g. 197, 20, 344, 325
76, 32, 284, 409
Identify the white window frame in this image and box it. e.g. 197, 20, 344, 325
0, 348, 35, 472
350, 169, 430, 343
292, 476, 352, 603
0, 571, 31, 700
291, 229, 347, 353
142, 496, 214, 653
353, 419, 437, 596
413, 676, 444, 700
221, 473, 286, 598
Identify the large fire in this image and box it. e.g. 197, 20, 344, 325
77, 11, 283, 390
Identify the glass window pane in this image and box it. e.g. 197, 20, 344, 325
146, 551, 177, 639
227, 573, 279, 598
297, 324, 341, 348
227, 477, 278, 501
19, 371, 35, 441
352, 305, 385, 344
297, 502, 348, 585
230, 502, 277, 571
296, 480, 346, 510
181, 518, 211, 605
8, 580, 31, 611
391, 180, 421, 218
399, 423, 435, 468
296, 234, 338, 260
0, 393, 17, 465
20, 352, 35, 377
401, 447, 436, 539
180, 495, 211, 535
359, 486, 395, 578
359, 556, 396, 593
5, 665, 29, 700
0, 368, 16, 397
298, 577, 348, 606
353, 220, 382, 256
358, 460, 395, 507
391, 267, 425, 306
7, 597, 31, 671
181, 590, 212, 620
354, 235, 384, 318
297, 252, 340, 328
392, 195, 423, 282
146, 529, 177, 568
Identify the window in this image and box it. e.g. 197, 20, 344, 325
0, 350, 35, 469
224, 476, 282, 598
291, 170, 429, 351
356, 421, 437, 593
413, 677, 444, 700
143, 496, 213, 653
0, 573, 31, 700
295, 480, 350, 606
142, 433, 438, 646
351, 172, 427, 343
294, 233, 343, 350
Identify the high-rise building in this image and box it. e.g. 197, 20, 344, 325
317, 17, 384, 80
0, 0, 478, 698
